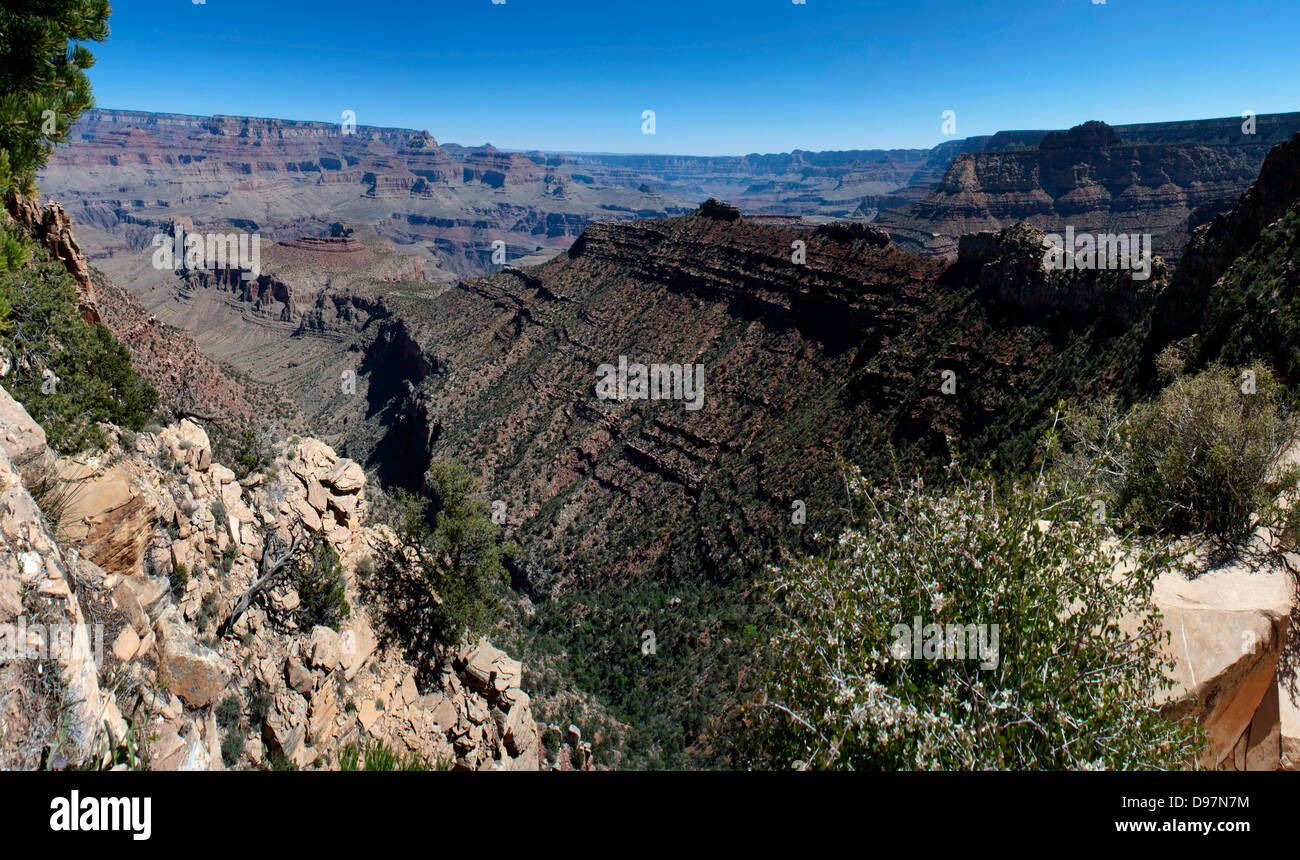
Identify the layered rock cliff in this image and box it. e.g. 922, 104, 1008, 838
876, 115, 1300, 262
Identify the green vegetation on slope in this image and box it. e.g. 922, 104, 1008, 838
741, 463, 1201, 770
1192, 203, 1300, 381
0, 227, 157, 452
367, 460, 515, 656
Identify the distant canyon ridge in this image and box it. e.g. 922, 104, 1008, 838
40, 109, 1300, 280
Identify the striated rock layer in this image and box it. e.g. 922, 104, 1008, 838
876, 115, 1300, 263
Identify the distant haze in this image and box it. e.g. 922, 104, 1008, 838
90, 0, 1300, 155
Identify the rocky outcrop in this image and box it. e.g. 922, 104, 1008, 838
696, 198, 742, 221
1153, 539, 1296, 769
0, 385, 48, 471
956, 222, 1165, 325
875, 118, 1299, 263
3, 192, 98, 323
0, 409, 127, 768
154, 606, 231, 708
0, 369, 541, 770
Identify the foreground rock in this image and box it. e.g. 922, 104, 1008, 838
0, 398, 542, 771
0, 426, 125, 768
1155, 536, 1297, 770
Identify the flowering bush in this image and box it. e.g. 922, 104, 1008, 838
746, 467, 1199, 770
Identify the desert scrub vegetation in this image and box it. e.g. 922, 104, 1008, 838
741, 465, 1200, 770
0, 249, 157, 452
169, 561, 189, 594
294, 540, 351, 632
1190, 204, 1300, 380
385, 460, 515, 646
1057, 361, 1300, 542
215, 694, 247, 767
337, 740, 445, 771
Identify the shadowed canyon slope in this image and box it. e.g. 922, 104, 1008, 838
347, 205, 1169, 593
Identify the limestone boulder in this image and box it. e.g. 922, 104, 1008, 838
324, 460, 365, 494
307, 625, 342, 670
285, 655, 314, 694
0, 385, 46, 468
342, 616, 378, 681
154, 607, 232, 707
160, 419, 211, 472
1155, 549, 1294, 768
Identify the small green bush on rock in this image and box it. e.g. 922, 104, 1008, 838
1063, 363, 1300, 541
295, 541, 351, 632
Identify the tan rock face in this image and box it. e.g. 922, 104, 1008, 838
155, 607, 232, 707
159, 420, 212, 472
275, 439, 367, 547
1245, 672, 1281, 771
58, 462, 157, 579
1278, 616, 1300, 771
4, 195, 99, 322
1155, 544, 1295, 769
0, 441, 122, 768
0, 386, 47, 469
0, 394, 536, 771
307, 625, 342, 669
285, 655, 314, 694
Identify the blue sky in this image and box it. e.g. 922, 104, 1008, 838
85, 0, 1300, 155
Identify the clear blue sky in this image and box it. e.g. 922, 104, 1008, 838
85, 0, 1300, 155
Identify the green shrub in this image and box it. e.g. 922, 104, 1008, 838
221, 729, 246, 767
214, 694, 242, 731
248, 682, 273, 729
0, 254, 157, 452
295, 541, 351, 631
390, 461, 511, 646
197, 591, 220, 632
1072, 363, 1300, 540
337, 740, 436, 771
742, 465, 1199, 770
211, 500, 227, 527
170, 562, 189, 594
234, 427, 264, 474
265, 751, 298, 771
221, 543, 238, 573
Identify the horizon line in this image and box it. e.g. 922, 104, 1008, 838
75, 105, 1300, 160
